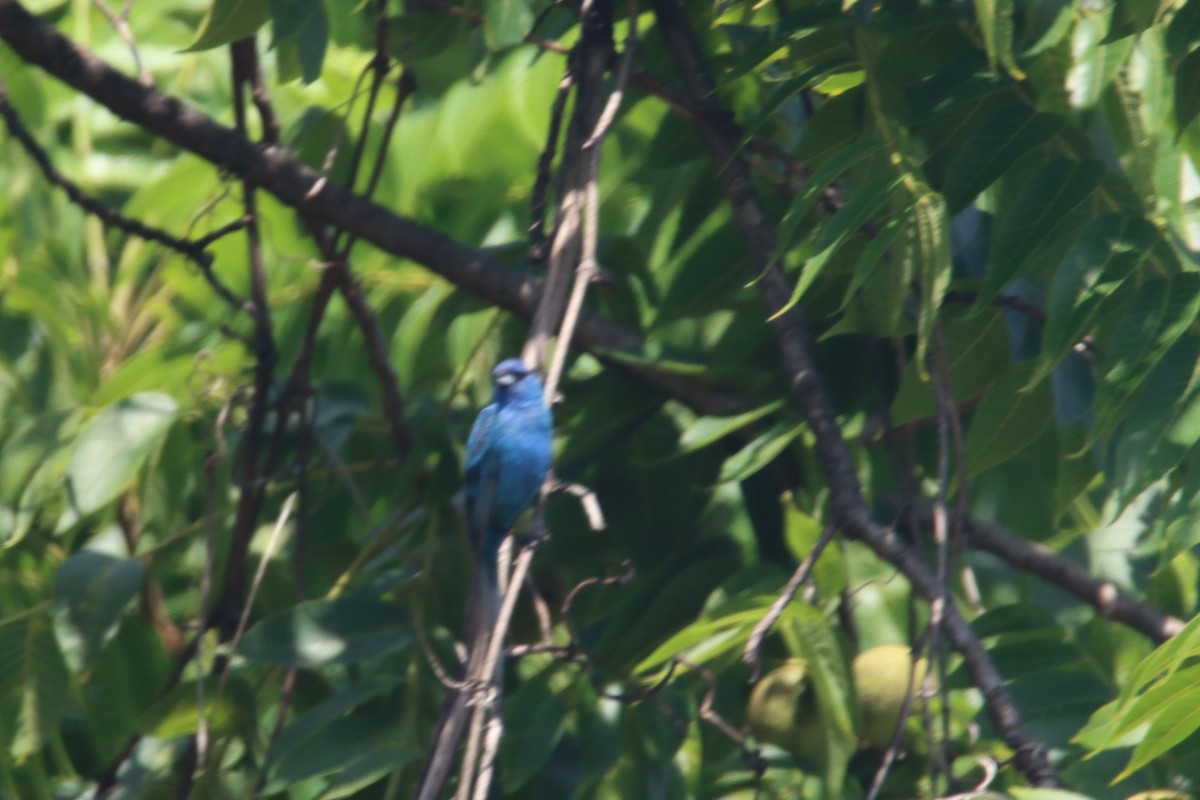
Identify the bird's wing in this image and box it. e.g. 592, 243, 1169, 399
464, 404, 498, 545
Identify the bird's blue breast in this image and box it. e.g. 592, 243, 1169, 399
486, 400, 552, 531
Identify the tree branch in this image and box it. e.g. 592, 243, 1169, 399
883, 496, 1186, 644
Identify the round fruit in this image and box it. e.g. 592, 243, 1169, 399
747, 659, 824, 765
853, 644, 928, 749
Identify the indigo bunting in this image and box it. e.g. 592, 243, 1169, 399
464, 358, 552, 605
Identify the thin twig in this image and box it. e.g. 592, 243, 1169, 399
742, 524, 836, 681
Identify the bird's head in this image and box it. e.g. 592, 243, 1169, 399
491, 358, 543, 404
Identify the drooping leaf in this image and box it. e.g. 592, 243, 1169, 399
484, 0, 534, 50
964, 363, 1055, 476
717, 420, 805, 484
977, 158, 1106, 308
500, 672, 569, 793
66, 392, 178, 516
52, 551, 146, 672
1174, 47, 1200, 135
1032, 213, 1156, 385
678, 400, 786, 453
973, 0, 1025, 79
237, 597, 413, 668
942, 102, 1064, 213
186, 0, 272, 51
0, 612, 71, 761
1111, 334, 1200, 509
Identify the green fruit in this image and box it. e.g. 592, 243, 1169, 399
853, 645, 928, 749
747, 659, 825, 765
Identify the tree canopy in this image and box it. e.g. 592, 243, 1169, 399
2, 0, 1200, 798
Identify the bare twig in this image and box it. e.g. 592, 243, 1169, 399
743, 524, 836, 681
91, 0, 148, 84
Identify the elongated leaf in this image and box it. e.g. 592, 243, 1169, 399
772, 140, 883, 264
637, 607, 766, 673
1096, 274, 1200, 439
1119, 688, 1200, 780
891, 309, 1011, 424
1032, 213, 1155, 385
718, 420, 805, 484
772, 175, 900, 318
66, 392, 178, 516
1175, 48, 1200, 135
964, 363, 1054, 476
53, 551, 146, 671
974, 0, 1024, 78
910, 186, 953, 372
678, 400, 786, 452
1090, 663, 1200, 754
237, 598, 413, 668
978, 158, 1106, 308
186, 0, 272, 51
1111, 334, 1200, 510
484, 0, 534, 50
942, 103, 1063, 213
500, 674, 569, 793
0, 612, 70, 761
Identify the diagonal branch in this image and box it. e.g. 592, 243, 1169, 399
0, 0, 743, 420
644, 0, 1059, 787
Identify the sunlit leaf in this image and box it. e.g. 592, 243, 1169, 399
66, 393, 178, 516
186, 0, 272, 51
237, 598, 413, 668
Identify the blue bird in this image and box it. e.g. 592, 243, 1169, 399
464, 357, 552, 616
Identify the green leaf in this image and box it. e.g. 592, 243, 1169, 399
973, 0, 1025, 79
1096, 274, 1200, 439
717, 420, 805, 484
910, 186, 953, 372
139, 675, 257, 741
636, 607, 765, 673
678, 400, 786, 452
0, 612, 71, 761
186, 0, 272, 51
52, 551, 146, 672
484, 0, 534, 50
891, 309, 1011, 425
1033, 213, 1156, 383
771, 140, 882, 263
942, 103, 1064, 213
1119, 683, 1200, 780
266, 691, 413, 791
269, 0, 320, 42
237, 597, 413, 668
1111, 334, 1200, 510
1174, 47, 1200, 135
1010, 789, 1100, 800
500, 674, 569, 793
772, 174, 900, 318
1091, 663, 1200, 755
978, 158, 1106, 309
66, 392, 178, 516
964, 363, 1055, 476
